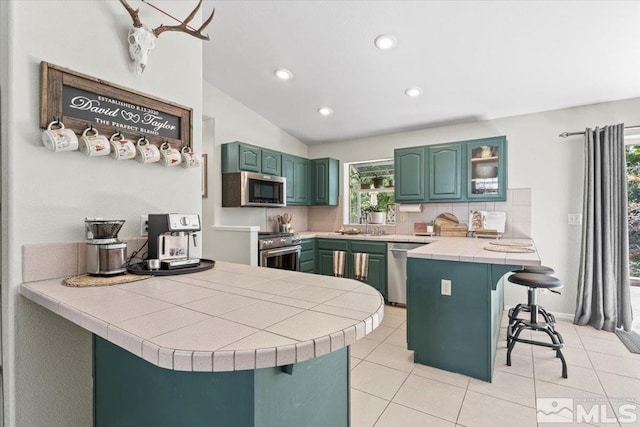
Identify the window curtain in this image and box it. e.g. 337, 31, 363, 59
575, 124, 633, 332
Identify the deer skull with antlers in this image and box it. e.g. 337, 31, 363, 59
119, 0, 215, 75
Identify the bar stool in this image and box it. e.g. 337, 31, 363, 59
333, 251, 346, 277
353, 252, 369, 281
508, 266, 557, 328
506, 272, 567, 379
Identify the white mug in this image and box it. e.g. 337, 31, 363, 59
180, 146, 201, 169
79, 127, 110, 157
159, 142, 182, 167
41, 120, 78, 152
109, 133, 136, 160
135, 137, 160, 164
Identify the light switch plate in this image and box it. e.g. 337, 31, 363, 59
441, 279, 452, 296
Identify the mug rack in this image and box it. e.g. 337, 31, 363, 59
39, 61, 193, 151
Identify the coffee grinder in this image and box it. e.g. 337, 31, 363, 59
85, 219, 127, 275
147, 213, 201, 269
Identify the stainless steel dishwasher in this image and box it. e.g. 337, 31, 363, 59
388, 242, 426, 305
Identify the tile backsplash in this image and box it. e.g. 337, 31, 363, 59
306, 188, 532, 239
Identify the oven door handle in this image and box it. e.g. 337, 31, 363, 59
261, 245, 302, 257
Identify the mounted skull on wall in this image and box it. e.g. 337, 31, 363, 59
119, 0, 215, 75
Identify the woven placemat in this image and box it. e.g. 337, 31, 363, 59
489, 241, 533, 247
484, 245, 535, 253
63, 273, 151, 287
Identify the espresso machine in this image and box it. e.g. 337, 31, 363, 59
147, 213, 201, 269
85, 219, 127, 276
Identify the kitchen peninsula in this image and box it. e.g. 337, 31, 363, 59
20, 260, 384, 426
406, 237, 540, 382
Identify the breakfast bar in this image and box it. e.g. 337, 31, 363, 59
20, 261, 384, 426
406, 237, 540, 382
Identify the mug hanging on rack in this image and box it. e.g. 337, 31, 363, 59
135, 137, 160, 164
79, 126, 110, 157
109, 131, 136, 160
159, 141, 182, 167
180, 146, 201, 169
41, 119, 78, 152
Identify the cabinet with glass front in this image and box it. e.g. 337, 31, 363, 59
466, 137, 507, 201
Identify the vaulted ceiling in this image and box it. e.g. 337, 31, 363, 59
202, 1, 640, 144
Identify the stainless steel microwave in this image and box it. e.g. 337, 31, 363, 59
222, 171, 286, 207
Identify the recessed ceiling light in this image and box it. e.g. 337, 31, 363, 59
318, 107, 333, 116
404, 87, 423, 97
274, 68, 293, 80
374, 34, 397, 50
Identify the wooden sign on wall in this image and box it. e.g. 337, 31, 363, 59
40, 61, 192, 149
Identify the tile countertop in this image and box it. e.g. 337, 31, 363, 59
297, 233, 541, 266
19, 261, 384, 373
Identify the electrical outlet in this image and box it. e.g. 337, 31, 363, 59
568, 213, 582, 226
441, 279, 452, 296
139, 215, 148, 236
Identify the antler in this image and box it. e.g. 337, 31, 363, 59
152, 0, 215, 40
119, 0, 143, 28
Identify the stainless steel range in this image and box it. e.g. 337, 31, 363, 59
258, 232, 302, 271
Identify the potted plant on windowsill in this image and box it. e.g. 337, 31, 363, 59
364, 204, 385, 224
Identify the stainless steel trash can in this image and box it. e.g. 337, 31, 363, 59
333, 250, 346, 277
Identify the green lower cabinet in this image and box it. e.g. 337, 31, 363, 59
349, 253, 387, 300
300, 238, 316, 273
94, 336, 349, 427
406, 258, 518, 382
316, 239, 387, 299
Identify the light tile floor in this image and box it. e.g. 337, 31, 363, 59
350, 305, 640, 427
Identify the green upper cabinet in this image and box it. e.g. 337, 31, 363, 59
261, 148, 282, 176
394, 147, 426, 202
465, 136, 507, 201
221, 142, 281, 175
395, 137, 507, 203
428, 143, 463, 201
311, 158, 339, 206
282, 154, 310, 205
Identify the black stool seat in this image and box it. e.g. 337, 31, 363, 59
512, 265, 555, 275
508, 272, 562, 289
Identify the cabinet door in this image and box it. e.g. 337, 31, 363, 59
348, 252, 387, 299
428, 143, 463, 201
311, 158, 339, 206
294, 157, 310, 205
283, 154, 310, 205
282, 154, 297, 202
394, 147, 426, 202
466, 137, 507, 201
317, 249, 337, 276
261, 148, 282, 176
300, 238, 316, 273
239, 144, 261, 173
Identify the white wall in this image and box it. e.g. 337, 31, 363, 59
308, 98, 640, 318
1, 1, 203, 425
201, 81, 308, 260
